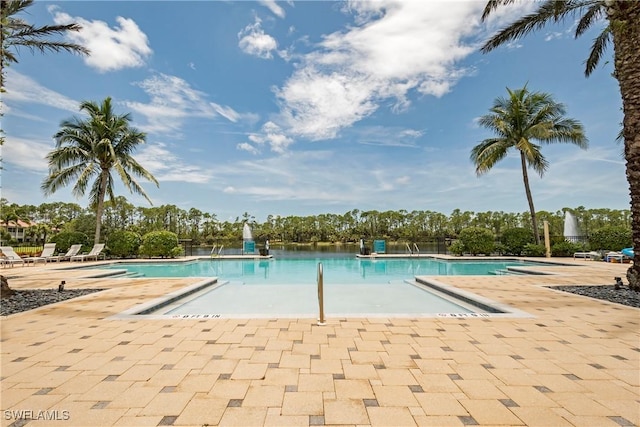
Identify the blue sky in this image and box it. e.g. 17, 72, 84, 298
2, 0, 628, 222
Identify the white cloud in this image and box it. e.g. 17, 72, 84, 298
124, 73, 241, 134
49, 6, 152, 72
544, 31, 564, 42
248, 121, 294, 154
3, 70, 78, 112
270, 2, 483, 141
2, 135, 51, 172
259, 0, 286, 18
237, 142, 260, 155
135, 142, 213, 184
238, 18, 278, 59
266, 0, 537, 143
351, 125, 423, 147
212, 103, 240, 122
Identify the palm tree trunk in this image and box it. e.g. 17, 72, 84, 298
611, 2, 640, 290
93, 170, 109, 245
520, 151, 541, 244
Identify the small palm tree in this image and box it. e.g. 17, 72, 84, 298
1, 0, 89, 89
41, 97, 159, 244
471, 87, 587, 244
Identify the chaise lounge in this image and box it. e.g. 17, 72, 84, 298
0, 246, 26, 267
70, 243, 105, 262
47, 244, 83, 262
573, 251, 602, 260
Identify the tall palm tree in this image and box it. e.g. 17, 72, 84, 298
480, 1, 640, 285
1, 0, 89, 90
471, 87, 587, 244
41, 97, 159, 245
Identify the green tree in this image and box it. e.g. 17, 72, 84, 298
41, 97, 159, 245
0, 0, 89, 90
480, 0, 640, 288
471, 87, 587, 244
139, 230, 181, 258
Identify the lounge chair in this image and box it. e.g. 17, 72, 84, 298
573, 251, 601, 261
0, 246, 26, 268
28, 243, 57, 264
48, 244, 83, 262
70, 243, 106, 262
606, 251, 626, 263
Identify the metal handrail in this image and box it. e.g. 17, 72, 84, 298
413, 243, 420, 255
317, 262, 326, 325
405, 243, 412, 254
211, 245, 224, 257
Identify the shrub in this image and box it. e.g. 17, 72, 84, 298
107, 230, 142, 258
50, 231, 91, 253
551, 241, 583, 257
500, 227, 534, 256
493, 242, 506, 256
523, 243, 546, 257
139, 231, 181, 258
588, 226, 632, 251
458, 227, 494, 255
449, 240, 464, 256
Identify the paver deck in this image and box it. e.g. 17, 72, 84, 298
1, 257, 638, 426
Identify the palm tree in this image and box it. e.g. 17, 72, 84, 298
479, 1, 640, 286
41, 97, 159, 245
1, 0, 89, 90
471, 87, 587, 244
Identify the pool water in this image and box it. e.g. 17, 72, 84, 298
163, 280, 476, 317
101, 257, 541, 284
105, 257, 541, 318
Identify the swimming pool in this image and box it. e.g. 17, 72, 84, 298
98, 257, 544, 283
107, 257, 540, 318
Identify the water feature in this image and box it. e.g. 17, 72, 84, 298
242, 223, 253, 241
563, 211, 579, 238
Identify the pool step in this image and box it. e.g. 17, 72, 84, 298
113, 271, 145, 278
491, 269, 526, 276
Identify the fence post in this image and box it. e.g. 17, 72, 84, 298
543, 221, 551, 258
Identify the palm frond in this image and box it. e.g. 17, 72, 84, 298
470, 138, 511, 175
481, 0, 517, 21
584, 26, 611, 76
517, 139, 549, 177
120, 156, 159, 186
575, 2, 605, 37
2, 0, 89, 64
481, 0, 595, 53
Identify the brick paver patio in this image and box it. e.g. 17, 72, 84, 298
1, 257, 638, 426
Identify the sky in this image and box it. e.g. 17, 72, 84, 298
1, 0, 629, 222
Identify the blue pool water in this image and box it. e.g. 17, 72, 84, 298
105, 258, 543, 317
100, 257, 543, 284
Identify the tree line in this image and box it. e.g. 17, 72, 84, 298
1, 198, 631, 247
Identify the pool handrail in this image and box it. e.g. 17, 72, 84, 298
317, 262, 326, 325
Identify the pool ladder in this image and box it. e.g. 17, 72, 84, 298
405, 243, 420, 256
210, 245, 224, 257
317, 263, 326, 326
